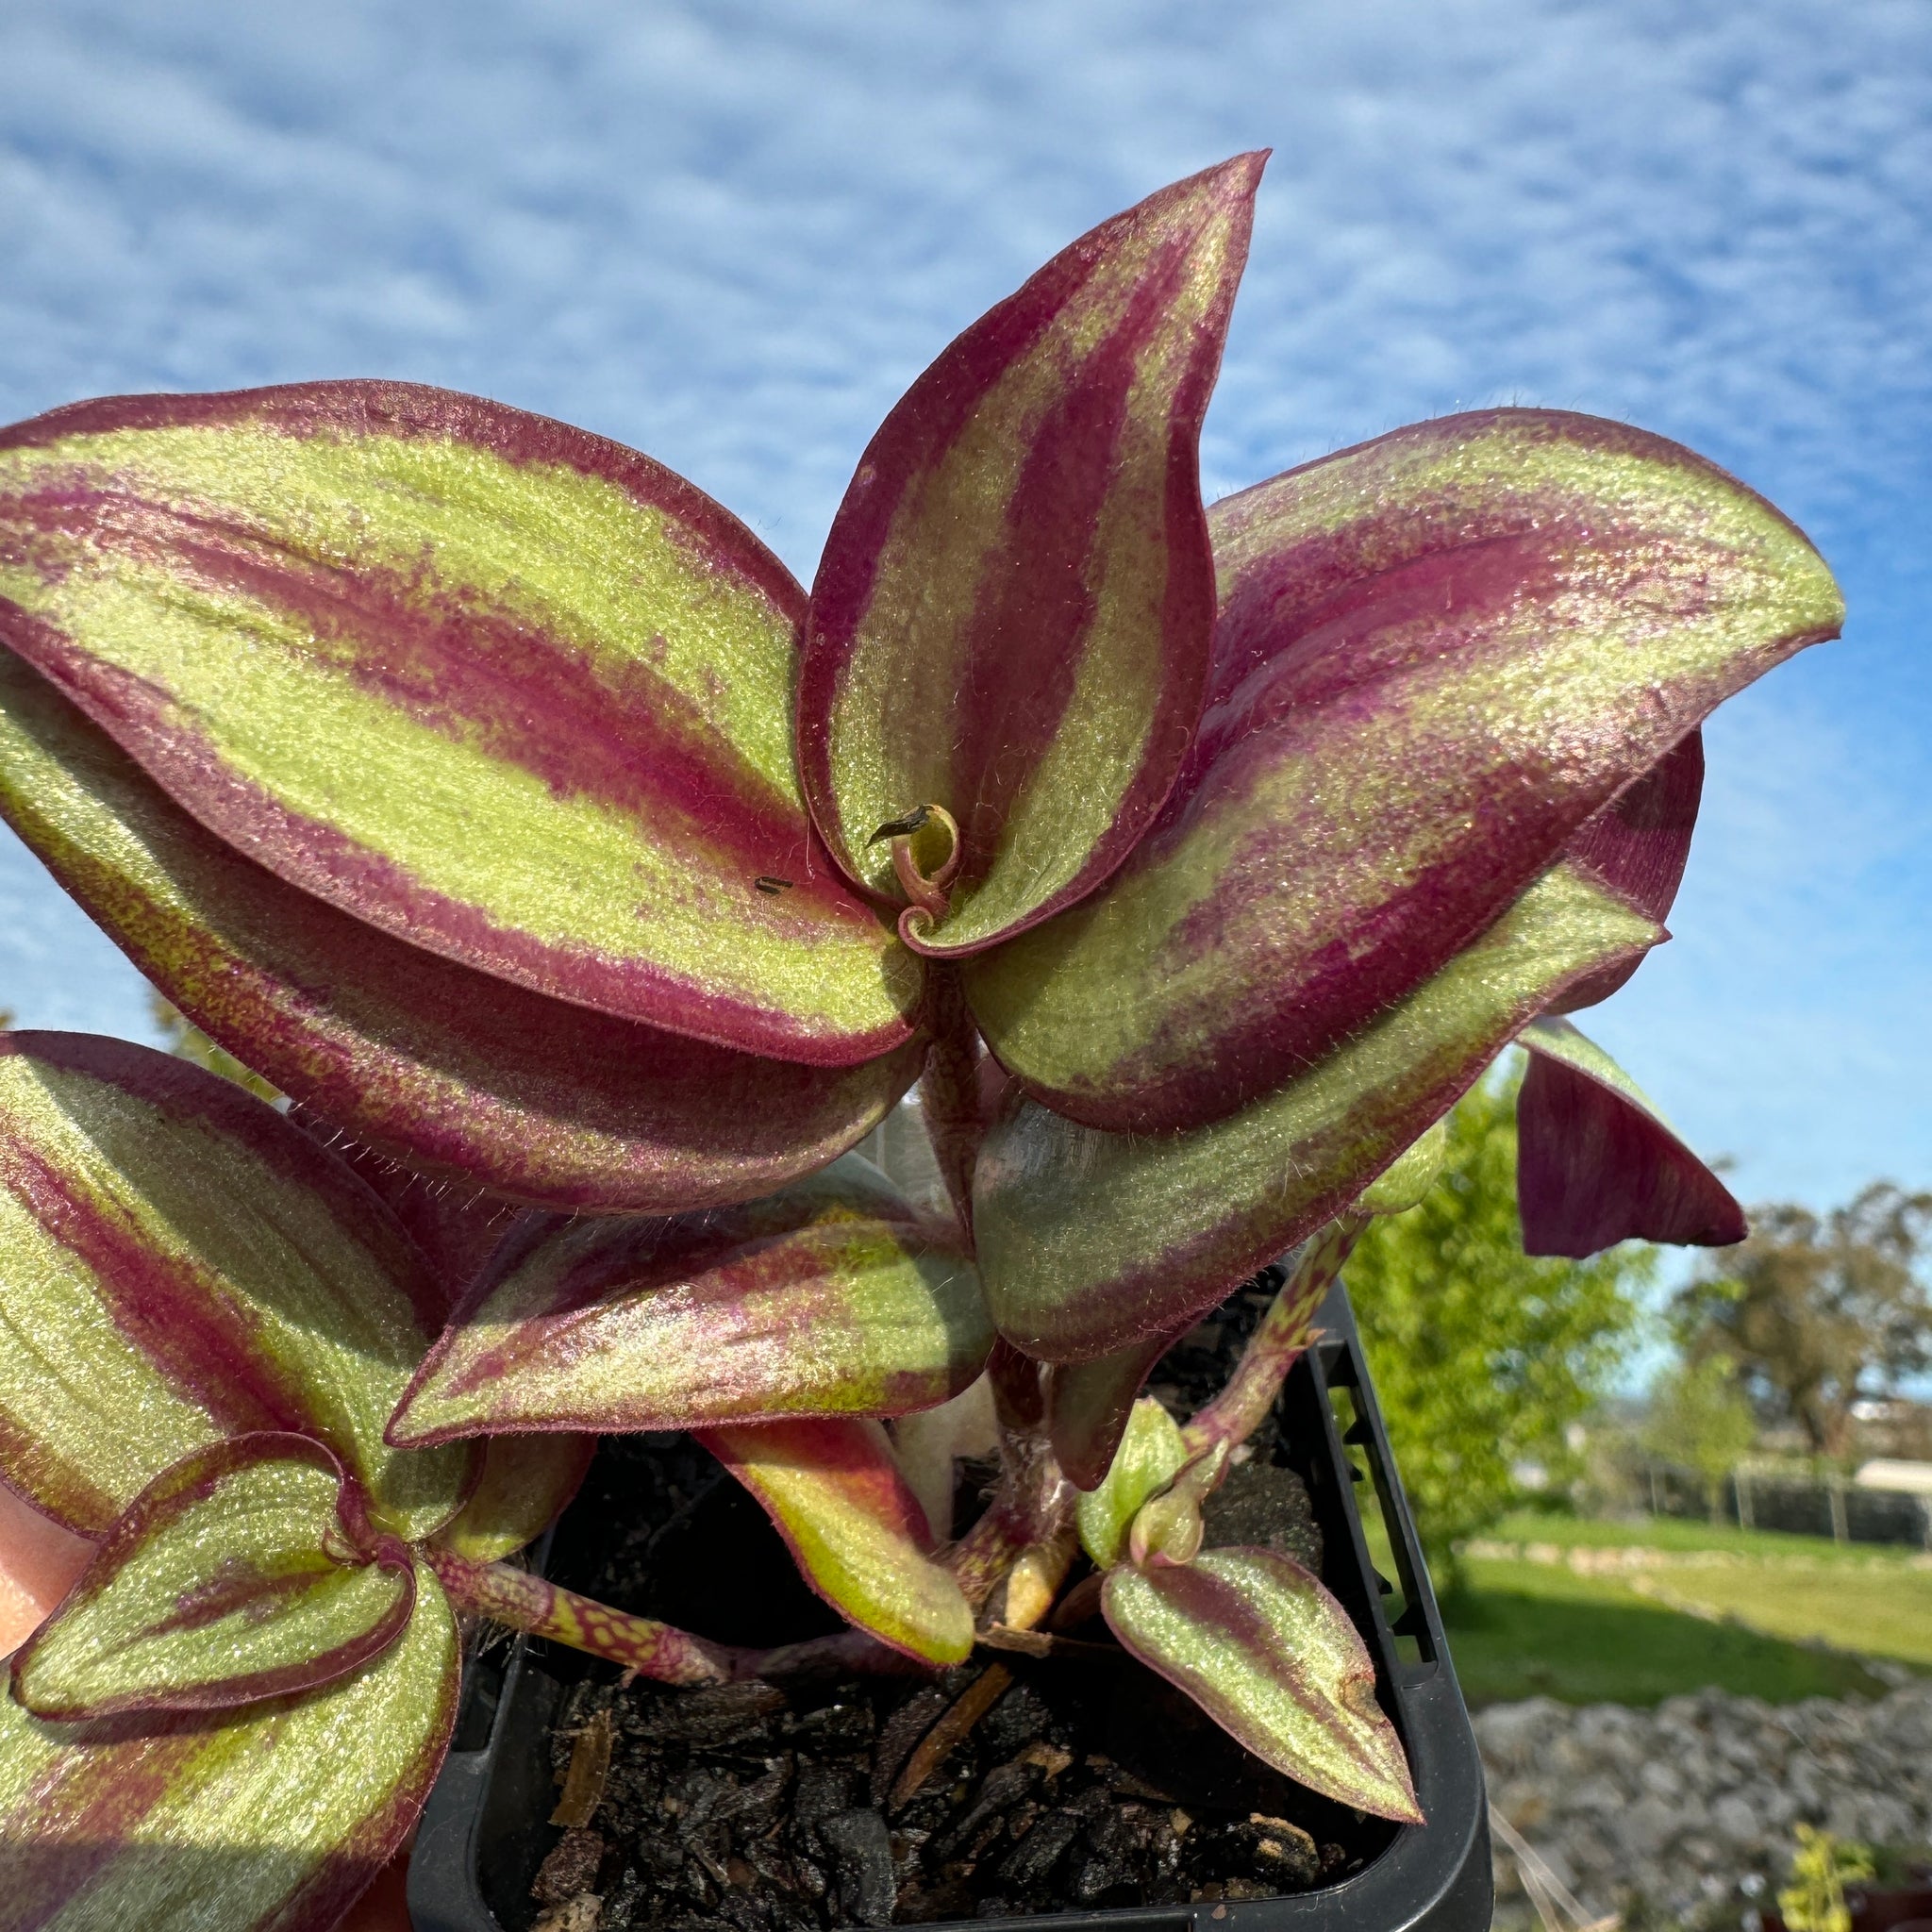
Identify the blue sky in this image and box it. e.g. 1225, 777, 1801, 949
1, 0, 1927, 1213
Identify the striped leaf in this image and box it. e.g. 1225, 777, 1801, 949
0, 382, 918, 1065
12, 1436, 414, 1721
799, 157, 1262, 954
390, 1157, 991, 1445
1104, 1548, 1421, 1822
0, 1033, 471, 1541
289, 1110, 525, 1310
0, 648, 921, 1212
974, 862, 1659, 1362
0, 1564, 457, 1932
700, 1418, 974, 1664
966, 411, 1840, 1133
1517, 1016, 1745, 1257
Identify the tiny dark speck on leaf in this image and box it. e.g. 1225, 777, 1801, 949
868, 805, 931, 845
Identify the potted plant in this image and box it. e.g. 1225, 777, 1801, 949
0, 153, 1839, 1932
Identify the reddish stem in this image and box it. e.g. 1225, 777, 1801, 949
425, 1546, 735, 1684
1180, 1215, 1366, 1457
947, 1341, 1074, 1612
917, 965, 986, 1241
425, 1547, 921, 1683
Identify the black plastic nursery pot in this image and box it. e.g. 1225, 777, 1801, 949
407, 1278, 1491, 1932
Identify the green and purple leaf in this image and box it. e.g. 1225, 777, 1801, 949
289, 1109, 525, 1309
0, 382, 918, 1065
390, 1157, 991, 1445
966, 411, 1840, 1133
0, 1564, 458, 1932
12, 1436, 413, 1721
0, 1032, 471, 1540
974, 861, 1659, 1362
0, 648, 923, 1212
799, 157, 1262, 954
1549, 727, 1704, 1012
1074, 1396, 1187, 1567
700, 1418, 975, 1664
1517, 1016, 1745, 1257
1104, 1549, 1421, 1823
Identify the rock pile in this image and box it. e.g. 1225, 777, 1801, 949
1478, 1682, 1932, 1929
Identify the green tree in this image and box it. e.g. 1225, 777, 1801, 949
1674, 1183, 1932, 1460
1346, 1067, 1653, 1582
1641, 1355, 1757, 1520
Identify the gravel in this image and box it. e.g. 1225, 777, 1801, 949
1478, 1680, 1932, 1928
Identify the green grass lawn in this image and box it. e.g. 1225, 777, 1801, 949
1486, 1508, 1932, 1566
1422, 1513, 1932, 1707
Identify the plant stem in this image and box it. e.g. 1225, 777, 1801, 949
917, 965, 986, 1240
425, 1546, 736, 1684
425, 1546, 924, 1684
1180, 1214, 1366, 1457
947, 1341, 1075, 1613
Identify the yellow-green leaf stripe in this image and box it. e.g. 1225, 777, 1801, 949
0, 1566, 458, 1932
0, 1033, 470, 1540
13, 1435, 415, 1721
701, 1418, 975, 1664
967, 409, 1841, 1133
974, 860, 1659, 1362
392, 1158, 991, 1444
0, 382, 917, 1062
1104, 1549, 1421, 1822
801, 158, 1261, 954
0, 646, 920, 1213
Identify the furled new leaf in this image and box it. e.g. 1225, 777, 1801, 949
429, 1433, 595, 1564
12, 1435, 413, 1721
391, 1158, 991, 1444
1104, 1548, 1421, 1822
974, 862, 1659, 1362
0, 383, 919, 1063
1125, 1441, 1228, 1568
700, 1418, 974, 1664
1356, 1118, 1449, 1216
0, 631, 922, 1217
1074, 1397, 1187, 1567
1517, 1016, 1745, 1257
968, 412, 1840, 1133
0, 1566, 458, 1932
0, 1032, 471, 1540
800, 157, 1262, 952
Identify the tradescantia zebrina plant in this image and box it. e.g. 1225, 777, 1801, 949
0, 151, 1840, 1925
